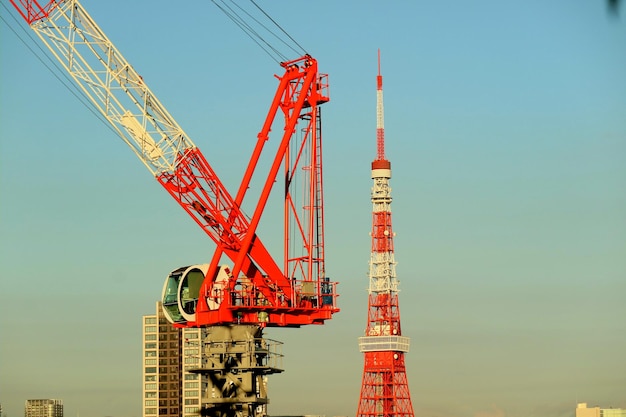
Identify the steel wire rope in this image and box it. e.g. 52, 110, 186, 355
211, 0, 305, 64
0, 2, 118, 139
211, 0, 286, 63
248, 0, 307, 57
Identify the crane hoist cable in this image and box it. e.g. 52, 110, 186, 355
2, 0, 305, 119
0, 2, 118, 138
247, 0, 308, 56
211, 0, 306, 64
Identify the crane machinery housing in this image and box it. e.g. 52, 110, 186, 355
8, 1, 339, 417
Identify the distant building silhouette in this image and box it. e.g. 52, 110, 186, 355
142, 302, 206, 417
577, 403, 626, 417
24, 400, 63, 417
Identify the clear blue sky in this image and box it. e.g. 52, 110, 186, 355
1, 1, 625, 417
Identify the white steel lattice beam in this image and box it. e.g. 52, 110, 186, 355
29, 0, 194, 176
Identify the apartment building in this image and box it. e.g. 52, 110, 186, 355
142, 302, 205, 417
24, 400, 63, 417
577, 403, 626, 417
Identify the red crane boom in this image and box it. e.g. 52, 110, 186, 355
9, 0, 339, 328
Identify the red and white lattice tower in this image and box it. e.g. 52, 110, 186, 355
356, 50, 415, 417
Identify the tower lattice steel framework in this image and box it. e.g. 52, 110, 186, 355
356, 51, 415, 417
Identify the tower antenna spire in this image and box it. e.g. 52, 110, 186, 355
376, 49, 386, 161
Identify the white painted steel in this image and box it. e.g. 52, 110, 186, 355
28, 0, 196, 176
358, 335, 410, 353
371, 168, 391, 179
368, 174, 398, 294
377, 89, 385, 130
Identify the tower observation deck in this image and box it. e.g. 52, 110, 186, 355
356, 50, 415, 417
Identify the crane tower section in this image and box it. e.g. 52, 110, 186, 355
356, 51, 415, 417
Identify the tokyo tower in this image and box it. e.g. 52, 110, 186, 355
356, 50, 415, 417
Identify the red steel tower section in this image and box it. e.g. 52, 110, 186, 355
356, 51, 415, 417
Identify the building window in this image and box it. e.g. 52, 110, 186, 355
145, 375, 156, 382
145, 317, 157, 324
145, 367, 157, 374
145, 392, 157, 398
145, 351, 157, 357
145, 334, 157, 341
145, 400, 157, 406
145, 359, 157, 365
184, 399, 199, 405
145, 342, 157, 349
184, 390, 199, 397
145, 326, 157, 333
184, 374, 198, 380
145, 383, 157, 390
145, 408, 157, 415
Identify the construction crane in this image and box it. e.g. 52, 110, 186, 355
8, 1, 339, 416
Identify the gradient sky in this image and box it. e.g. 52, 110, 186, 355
1, 1, 625, 417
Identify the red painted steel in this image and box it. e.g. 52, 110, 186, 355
9, 0, 338, 328
9, 0, 59, 24
157, 56, 336, 327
